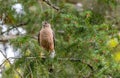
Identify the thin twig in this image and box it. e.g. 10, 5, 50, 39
0, 35, 18, 42
42, 0, 60, 11
0, 59, 6, 68
0, 50, 23, 78
57, 58, 94, 71
1, 20, 29, 35
0, 35, 37, 43
28, 64, 33, 78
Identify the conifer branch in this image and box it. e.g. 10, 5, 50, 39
58, 58, 94, 71
0, 50, 23, 78
0, 35, 17, 42
0, 35, 37, 42
1, 20, 29, 35
2, 56, 94, 71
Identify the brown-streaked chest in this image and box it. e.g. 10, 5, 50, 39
40, 28, 53, 40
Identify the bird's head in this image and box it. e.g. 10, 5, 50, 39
42, 21, 51, 28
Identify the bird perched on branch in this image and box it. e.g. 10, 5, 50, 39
38, 21, 55, 58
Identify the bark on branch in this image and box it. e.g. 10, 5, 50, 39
1, 20, 29, 35
0, 35, 19, 42
42, 0, 60, 11
0, 35, 38, 43
0, 50, 23, 78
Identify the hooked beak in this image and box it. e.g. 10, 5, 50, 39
42, 21, 49, 27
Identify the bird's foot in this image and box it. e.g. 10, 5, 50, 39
50, 51, 56, 58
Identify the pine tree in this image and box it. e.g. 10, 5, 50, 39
0, 0, 120, 78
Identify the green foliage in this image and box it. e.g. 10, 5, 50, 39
97, 0, 117, 7
0, 0, 120, 78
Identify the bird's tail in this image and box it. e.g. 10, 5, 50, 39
50, 50, 56, 58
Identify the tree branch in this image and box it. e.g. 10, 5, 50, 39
58, 58, 94, 71
42, 0, 60, 11
0, 35, 19, 42
1, 21, 29, 35
1, 56, 94, 72
0, 35, 38, 43
0, 50, 23, 78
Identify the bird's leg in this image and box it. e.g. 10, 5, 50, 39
48, 50, 55, 72
49, 50, 56, 58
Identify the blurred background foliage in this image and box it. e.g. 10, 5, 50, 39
0, 0, 120, 78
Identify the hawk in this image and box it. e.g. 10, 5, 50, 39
38, 21, 55, 58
